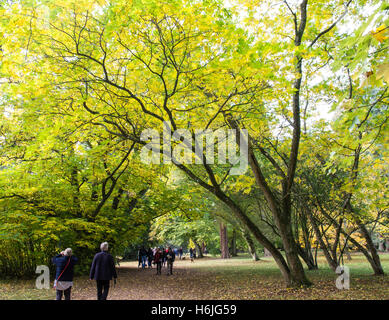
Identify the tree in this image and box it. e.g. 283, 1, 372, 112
1, 0, 386, 286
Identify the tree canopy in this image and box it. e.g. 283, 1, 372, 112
0, 0, 388, 286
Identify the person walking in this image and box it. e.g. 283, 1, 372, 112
89, 242, 118, 300
137, 247, 142, 268
147, 247, 153, 268
153, 247, 162, 275
189, 247, 194, 262
166, 247, 176, 276
178, 247, 183, 260
139, 246, 148, 269
161, 247, 167, 267
52, 248, 78, 300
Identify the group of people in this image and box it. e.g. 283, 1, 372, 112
52, 242, 117, 301
137, 246, 181, 275
52, 243, 193, 300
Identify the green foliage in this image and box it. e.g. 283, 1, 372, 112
0, 0, 387, 280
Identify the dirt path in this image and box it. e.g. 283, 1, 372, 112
72, 259, 220, 300
2, 256, 387, 300
67, 257, 389, 300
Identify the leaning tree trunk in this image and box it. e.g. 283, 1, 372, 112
194, 240, 203, 258
307, 210, 338, 271
296, 244, 317, 270
357, 223, 384, 275
264, 247, 272, 257
214, 190, 296, 286
219, 222, 230, 259
244, 142, 312, 286
227, 97, 312, 286
299, 208, 318, 270
242, 230, 260, 261
321, 206, 385, 276
344, 244, 352, 261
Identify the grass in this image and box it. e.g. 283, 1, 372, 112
0, 253, 388, 300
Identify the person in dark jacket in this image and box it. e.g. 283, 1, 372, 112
89, 242, 117, 300
166, 247, 176, 275
52, 248, 78, 300
139, 246, 148, 269
161, 248, 167, 267
147, 248, 153, 268
137, 247, 142, 268
153, 248, 162, 275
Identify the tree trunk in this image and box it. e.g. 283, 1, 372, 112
386, 239, 389, 252
219, 222, 229, 259
341, 124, 384, 275
230, 229, 237, 257
307, 210, 338, 271
296, 243, 317, 270
225, 112, 312, 286
378, 240, 385, 252
283, 248, 309, 282
344, 241, 352, 261
70, 167, 81, 215
297, 209, 318, 270
194, 240, 203, 258
322, 207, 385, 276
269, 0, 310, 288
358, 223, 384, 275
214, 190, 295, 286
264, 248, 272, 257
112, 188, 124, 210
227, 118, 311, 286
276, 212, 311, 286
242, 230, 259, 261
246, 148, 311, 286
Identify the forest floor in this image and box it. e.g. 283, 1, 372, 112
1, 253, 388, 300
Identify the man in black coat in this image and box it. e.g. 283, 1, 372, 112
90, 242, 118, 300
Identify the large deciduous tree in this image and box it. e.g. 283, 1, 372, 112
1, 0, 386, 286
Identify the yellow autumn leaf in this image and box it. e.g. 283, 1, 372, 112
372, 24, 389, 43
376, 63, 389, 83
